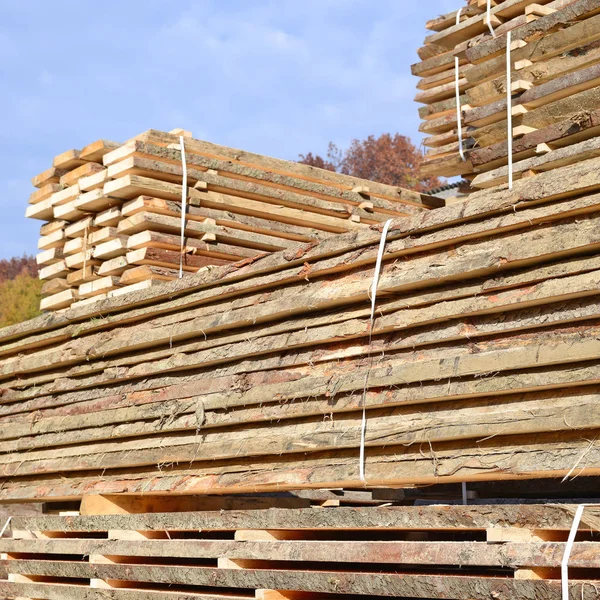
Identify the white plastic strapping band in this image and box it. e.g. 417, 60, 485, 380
487, 0, 497, 37
179, 135, 188, 279
359, 218, 393, 482
0, 516, 11, 537
506, 30, 513, 190
561, 504, 599, 600
455, 8, 466, 162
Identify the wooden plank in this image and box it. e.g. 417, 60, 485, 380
75, 188, 122, 212
10, 504, 600, 533
36, 248, 63, 267
40, 279, 69, 298
79, 277, 121, 299
66, 266, 100, 286
1, 560, 597, 598
39, 290, 78, 312
79, 494, 310, 515
52, 149, 87, 170
126, 231, 255, 261
29, 183, 62, 206
126, 248, 230, 271
117, 212, 291, 252
53, 200, 88, 222
94, 207, 122, 227
31, 167, 68, 189
0, 582, 249, 600
80, 139, 121, 163
59, 163, 105, 188
64, 217, 96, 239
93, 239, 128, 260
118, 266, 178, 285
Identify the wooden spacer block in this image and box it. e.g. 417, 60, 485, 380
510, 39, 528, 51
525, 4, 557, 16
108, 530, 170, 540
256, 591, 316, 600
234, 529, 306, 541
513, 125, 537, 137
484, 13, 503, 28
487, 528, 564, 542
515, 568, 559, 580
521, 169, 538, 179
487, 527, 538, 542
535, 143, 554, 154
169, 128, 192, 138
352, 185, 370, 195
511, 80, 533, 93
511, 105, 528, 117
514, 59, 533, 71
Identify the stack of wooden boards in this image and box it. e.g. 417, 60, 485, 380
29, 129, 437, 313
3, 155, 600, 500
415, 0, 600, 187
2, 501, 600, 599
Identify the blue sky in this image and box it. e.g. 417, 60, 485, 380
0, 0, 459, 259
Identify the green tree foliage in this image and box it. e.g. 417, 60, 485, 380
0, 257, 42, 328
299, 133, 442, 192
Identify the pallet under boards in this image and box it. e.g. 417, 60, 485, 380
1, 490, 600, 600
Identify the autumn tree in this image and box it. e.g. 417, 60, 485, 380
299, 133, 441, 192
0, 256, 41, 327
0, 255, 37, 283
0, 268, 42, 328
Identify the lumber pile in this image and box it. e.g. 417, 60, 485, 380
2, 500, 600, 599
29, 129, 437, 313
414, 0, 600, 187
2, 155, 600, 501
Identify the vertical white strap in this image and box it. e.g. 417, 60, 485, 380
561, 504, 590, 600
82, 221, 89, 280
506, 31, 513, 190
455, 8, 466, 162
359, 219, 393, 482
0, 516, 12, 537
487, 0, 497, 37
461, 482, 468, 505
179, 135, 188, 279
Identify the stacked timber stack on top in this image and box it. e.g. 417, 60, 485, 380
415, 0, 600, 188
28, 128, 438, 313
4, 154, 600, 498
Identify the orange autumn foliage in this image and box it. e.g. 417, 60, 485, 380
299, 133, 441, 192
